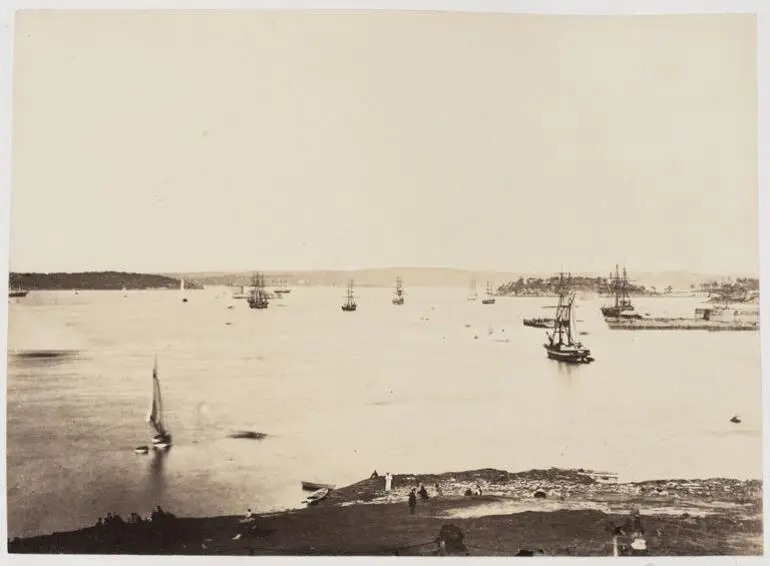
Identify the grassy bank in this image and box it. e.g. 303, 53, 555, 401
8, 468, 762, 556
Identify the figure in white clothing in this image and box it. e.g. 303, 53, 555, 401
385, 472, 393, 492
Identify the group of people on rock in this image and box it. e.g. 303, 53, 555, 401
94, 506, 174, 528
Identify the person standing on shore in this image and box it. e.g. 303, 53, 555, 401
408, 488, 417, 514
385, 472, 393, 492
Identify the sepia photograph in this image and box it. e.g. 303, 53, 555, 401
2, 3, 766, 558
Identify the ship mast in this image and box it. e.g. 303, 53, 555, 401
550, 272, 575, 347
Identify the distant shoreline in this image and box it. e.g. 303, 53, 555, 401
8, 467, 762, 556
8, 271, 202, 291
9, 269, 757, 296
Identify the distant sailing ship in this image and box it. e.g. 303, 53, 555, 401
468, 279, 478, 302
342, 279, 357, 312
392, 276, 405, 305
180, 279, 188, 303
601, 265, 640, 319
544, 274, 594, 364
8, 286, 28, 298
146, 357, 172, 449
274, 279, 291, 295
247, 273, 269, 309
232, 285, 249, 299
481, 281, 496, 305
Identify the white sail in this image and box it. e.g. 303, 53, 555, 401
146, 357, 168, 438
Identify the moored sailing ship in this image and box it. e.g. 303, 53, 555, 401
274, 279, 290, 295
601, 265, 641, 319
232, 285, 250, 299
481, 281, 496, 305
392, 276, 405, 305
544, 274, 594, 364
247, 273, 269, 309
342, 279, 357, 312
8, 286, 29, 298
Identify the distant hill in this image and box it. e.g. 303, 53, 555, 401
160, 267, 757, 290
9, 271, 203, 291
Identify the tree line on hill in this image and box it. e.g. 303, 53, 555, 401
497, 276, 760, 298
497, 275, 652, 297
9, 271, 203, 291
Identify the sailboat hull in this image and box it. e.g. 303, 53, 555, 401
342, 304, 357, 311
152, 434, 172, 449
481, 298, 496, 305
544, 344, 594, 364
601, 306, 641, 318
524, 318, 554, 328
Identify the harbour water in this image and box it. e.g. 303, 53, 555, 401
5, 288, 763, 538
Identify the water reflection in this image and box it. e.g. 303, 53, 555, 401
146, 449, 168, 505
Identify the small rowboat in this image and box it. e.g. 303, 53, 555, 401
304, 487, 330, 505
134, 445, 149, 454
301, 481, 335, 491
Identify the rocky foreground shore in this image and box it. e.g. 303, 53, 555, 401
9, 468, 763, 556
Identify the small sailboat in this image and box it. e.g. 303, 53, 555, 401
122, 286, 128, 298
468, 279, 478, 302
247, 273, 269, 309
544, 274, 594, 364
481, 281, 496, 305
392, 276, 405, 305
147, 357, 172, 449
342, 279, 357, 311
180, 279, 188, 303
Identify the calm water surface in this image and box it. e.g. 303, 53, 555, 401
6, 288, 763, 537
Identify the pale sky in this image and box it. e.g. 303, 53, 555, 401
9, 11, 758, 274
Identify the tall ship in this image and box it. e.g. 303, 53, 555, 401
468, 279, 478, 302
342, 279, 357, 312
544, 274, 594, 364
392, 276, 405, 305
601, 265, 641, 319
481, 281, 496, 305
247, 273, 270, 309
